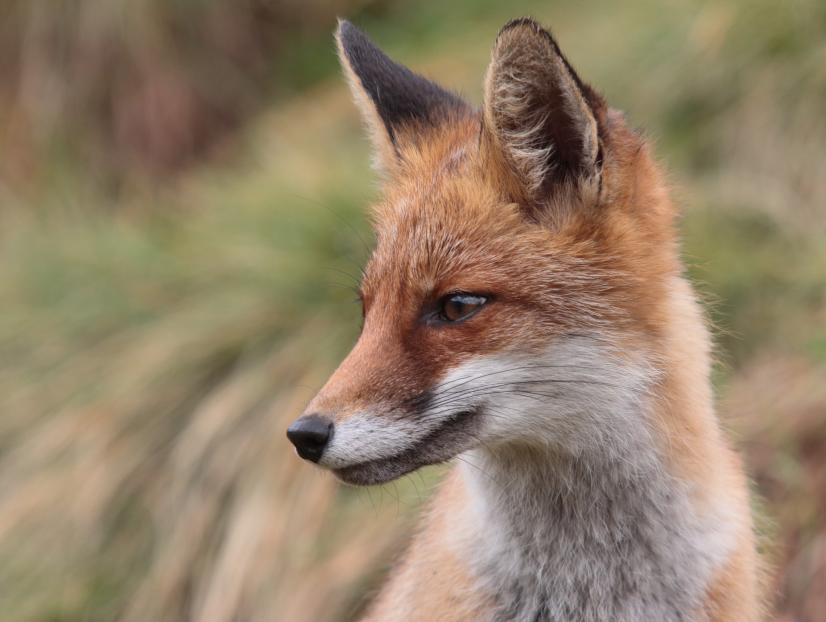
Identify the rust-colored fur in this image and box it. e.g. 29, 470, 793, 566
288, 18, 761, 620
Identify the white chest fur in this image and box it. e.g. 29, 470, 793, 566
458, 449, 732, 622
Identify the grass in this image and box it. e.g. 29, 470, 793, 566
0, 0, 824, 620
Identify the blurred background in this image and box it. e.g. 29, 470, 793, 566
0, 0, 824, 620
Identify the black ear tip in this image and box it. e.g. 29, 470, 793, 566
500, 17, 541, 32
498, 17, 543, 36
496, 16, 557, 46
336, 18, 366, 51
336, 17, 352, 36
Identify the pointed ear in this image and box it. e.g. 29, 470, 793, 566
482, 18, 605, 205
336, 19, 470, 173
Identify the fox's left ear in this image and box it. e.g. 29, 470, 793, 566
482, 18, 607, 207
336, 19, 470, 173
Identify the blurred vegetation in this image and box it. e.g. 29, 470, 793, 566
0, 0, 824, 620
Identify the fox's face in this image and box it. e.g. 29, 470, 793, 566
287, 19, 677, 485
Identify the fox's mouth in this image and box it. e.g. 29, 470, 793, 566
332, 408, 480, 485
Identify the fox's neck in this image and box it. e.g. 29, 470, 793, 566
459, 445, 720, 621
456, 282, 734, 621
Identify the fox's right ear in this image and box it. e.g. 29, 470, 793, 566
336, 19, 470, 174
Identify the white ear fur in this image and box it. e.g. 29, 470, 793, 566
336, 35, 398, 173
483, 19, 601, 198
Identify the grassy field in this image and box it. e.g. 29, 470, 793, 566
1, 0, 825, 620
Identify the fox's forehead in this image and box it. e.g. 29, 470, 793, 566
362, 158, 531, 298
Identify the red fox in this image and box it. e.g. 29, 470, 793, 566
287, 18, 761, 621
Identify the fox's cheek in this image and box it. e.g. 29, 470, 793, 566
426, 334, 654, 447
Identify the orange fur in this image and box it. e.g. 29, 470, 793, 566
292, 19, 761, 620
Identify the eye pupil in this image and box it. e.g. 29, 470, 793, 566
446, 300, 466, 321
439, 293, 487, 323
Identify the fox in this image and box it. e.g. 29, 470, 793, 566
286, 18, 762, 622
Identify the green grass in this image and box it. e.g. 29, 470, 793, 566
0, 0, 825, 620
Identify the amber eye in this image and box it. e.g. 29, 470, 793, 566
438, 293, 488, 323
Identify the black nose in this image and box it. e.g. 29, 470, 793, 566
287, 414, 333, 462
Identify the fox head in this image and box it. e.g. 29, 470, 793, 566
287, 18, 681, 485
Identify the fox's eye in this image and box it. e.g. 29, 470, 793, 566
438, 293, 488, 323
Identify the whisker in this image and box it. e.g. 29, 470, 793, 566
431, 362, 607, 395
454, 454, 495, 483
420, 377, 622, 412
